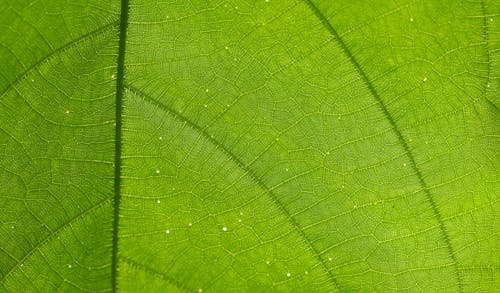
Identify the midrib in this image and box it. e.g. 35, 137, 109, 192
111, 0, 129, 291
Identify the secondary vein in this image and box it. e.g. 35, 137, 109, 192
302, 0, 463, 291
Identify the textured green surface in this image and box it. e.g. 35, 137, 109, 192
0, 0, 499, 292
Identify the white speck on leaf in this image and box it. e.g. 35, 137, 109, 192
159, 136, 163, 140
410, 17, 414, 22
222, 226, 227, 232
328, 257, 332, 261
423, 77, 427, 82
225, 46, 229, 50
188, 223, 192, 227
205, 88, 209, 93
68, 264, 72, 268
286, 272, 291, 277
403, 163, 407, 167
238, 219, 242, 223
156, 170, 160, 174
157, 199, 161, 204
165, 229, 170, 234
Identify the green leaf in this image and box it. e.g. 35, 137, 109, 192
1, 0, 498, 291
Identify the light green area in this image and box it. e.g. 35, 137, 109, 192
0, 0, 498, 292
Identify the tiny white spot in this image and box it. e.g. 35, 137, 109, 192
225, 46, 229, 50
111, 74, 116, 80
188, 223, 192, 227
423, 77, 427, 82
328, 257, 332, 262
403, 163, 407, 167
266, 260, 270, 265
204, 104, 207, 108
235, 6, 238, 9
157, 199, 161, 204
165, 229, 170, 234
285, 168, 289, 172
159, 136, 163, 140
238, 219, 242, 223
487, 83, 491, 88
65, 110, 70, 114
156, 170, 160, 174
410, 17, 414, 22
11, 226, 14, 229
198, 289, 203, 293
222, 226, 228, 232
68, 264, 72, 268
305, 271, 309, 275
20, 264, 23, 267
490, 18, 493, 22
326, 151, 330, 155
265, 0, 269, 2
286, 272, 291, 277
341, 185, 345, 189
353, 205, 357, 209
205, 88, 209, 93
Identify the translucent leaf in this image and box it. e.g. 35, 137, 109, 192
0, 0, 498, 291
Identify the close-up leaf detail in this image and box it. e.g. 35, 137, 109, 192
0, 0, 498, 292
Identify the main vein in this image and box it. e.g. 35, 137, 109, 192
112, 0, 129, 291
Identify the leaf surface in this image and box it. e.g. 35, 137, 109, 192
0, 0, 498, 292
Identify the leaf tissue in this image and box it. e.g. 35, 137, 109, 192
0, 0, 498, 292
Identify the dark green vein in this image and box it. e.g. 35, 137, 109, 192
302, 0, 463, 291
0, 21, 119, 99
0, 198, 112, 283
111, 0, 129, 291
119, 256, 190, 292
124, 85, 340, 292
481, 0, 498, 110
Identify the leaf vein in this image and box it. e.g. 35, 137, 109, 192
124, 85, 340, 291
302, 0, 463, 290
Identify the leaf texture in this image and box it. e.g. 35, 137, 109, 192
0, 0, 498, 292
